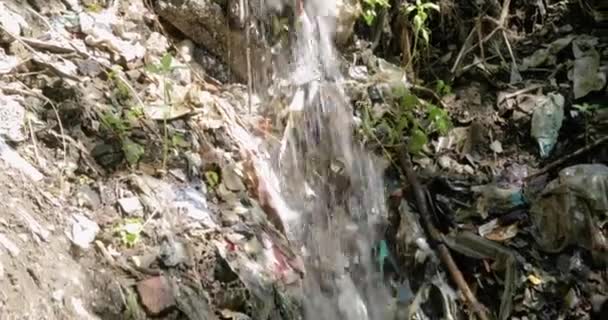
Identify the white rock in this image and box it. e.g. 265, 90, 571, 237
117, 197, 144, 215
67, 214, 100, 250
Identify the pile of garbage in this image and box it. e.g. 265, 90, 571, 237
0, 0, 606, 319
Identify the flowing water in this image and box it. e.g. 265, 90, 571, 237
258, 1, 393, 319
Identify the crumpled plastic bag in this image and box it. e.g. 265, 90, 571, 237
569, 40, 606, 99
530, 164, 608, 265
531, 92, 564, 158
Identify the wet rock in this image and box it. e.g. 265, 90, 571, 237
91, 141, 124, 169
154, 0, 271, 84
137, 276, 176, 315
335, 0, 361, 46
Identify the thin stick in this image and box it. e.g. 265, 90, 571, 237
498, 0, 512, 26
498, 84, 543, 103
525, 135, 608, 181
27, 114, 43, 168
451, 26, 477, 74
399, 150, 490, 320
477, 18, 485, 62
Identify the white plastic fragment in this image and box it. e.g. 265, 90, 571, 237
531, 92, 564, 158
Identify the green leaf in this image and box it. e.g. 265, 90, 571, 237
161, 53, 173, 72
401, 93, 419, 109
395, 113, 410, 136
204, 171, 220, 188
363, 9, 376, 26
427, 105, 451, 135
419, 11, 428, 22
421, 28, 430, 44
408, 128, 428, 154
435, 80, 452, 96
113, 218, 144, 247
413, 14, 423, 32
145, 63, 160, 74
122, 138, 145, 166
404, 5, 417, 15
171, 133, 189, 148
377, 0, 391, 7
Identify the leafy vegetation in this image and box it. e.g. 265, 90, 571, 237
360, 86, 452, 155
401, 0, 440, 69
113, 218, 144, 247
362, 0, 391, 26
146, 53, 180, 173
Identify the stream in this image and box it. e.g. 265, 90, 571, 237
264, 1, 392, 319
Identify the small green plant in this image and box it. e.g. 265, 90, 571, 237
85, 2, 103, 13
146, 53, 181, 173
359, 88, 452, 155
99, 110, 145, 167
402, 0, 440, 69
204, 170, 220, 188
435, 80, 452, 97
108, 67, 132, 102
361, 0, 391, 26
113, 218, 144, 247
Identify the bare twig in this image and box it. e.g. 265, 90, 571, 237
399, 150, 490, 320
498, 0, 512, 26
477, 18, 485, 62
453, 0, 513, 76
26, 114, 43, 168
498, 84, 543, 103
461, 53, 499, 72
451, 26, 477, 74
525, 135, 608, 181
